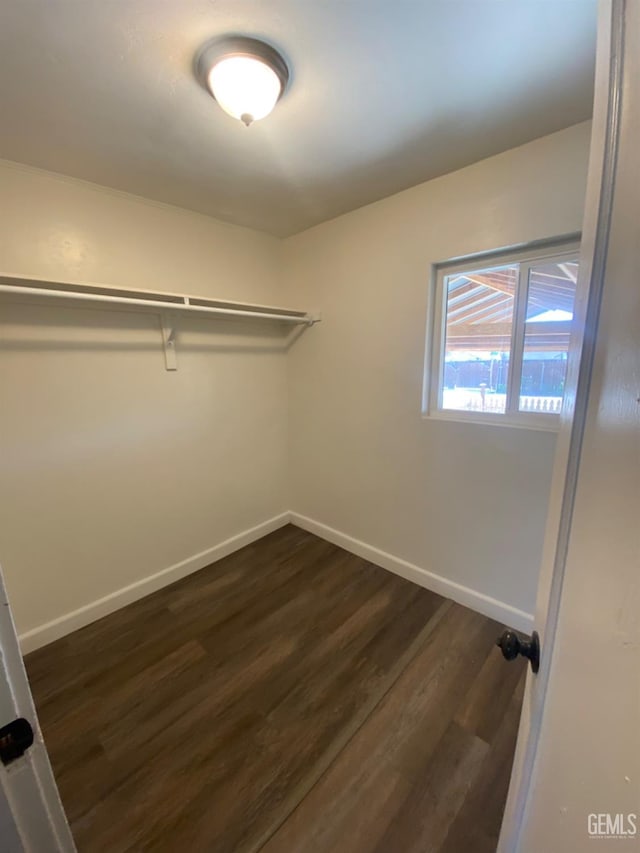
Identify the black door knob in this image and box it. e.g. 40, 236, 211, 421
496, 629, 540, 673
0, 717, 34, 765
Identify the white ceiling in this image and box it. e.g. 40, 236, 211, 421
0, 1, 597, 237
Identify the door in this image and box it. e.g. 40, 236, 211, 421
0, 563, 75, 851
499, 0, 639, 849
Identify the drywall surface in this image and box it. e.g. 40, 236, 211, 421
0, 163, 289, 640
0, 123, 591, 642
282, 122, 591, 618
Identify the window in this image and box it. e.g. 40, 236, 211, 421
427, 242, 580, 428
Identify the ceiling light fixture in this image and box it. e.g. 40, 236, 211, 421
196, 37, 289, 127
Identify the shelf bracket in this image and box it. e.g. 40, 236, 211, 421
160, 314, 177, 371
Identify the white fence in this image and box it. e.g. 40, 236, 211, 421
442, 389, 562, 414
520, 396, 562, 413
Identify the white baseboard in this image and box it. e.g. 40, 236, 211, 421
20, 508, 533, 654
289, 512, 534, 634
19, 512, 291, 654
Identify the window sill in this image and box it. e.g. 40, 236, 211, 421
423, 408, 561, 432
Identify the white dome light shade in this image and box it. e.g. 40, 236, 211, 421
196, 37, 290, 127
208, 56, 282, 125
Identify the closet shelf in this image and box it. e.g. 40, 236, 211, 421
0, 274, 320, 326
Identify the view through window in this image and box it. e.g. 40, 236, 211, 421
432, 246, 579, 424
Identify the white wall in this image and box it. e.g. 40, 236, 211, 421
0, 162, 289, 648
282, 122, 592, 622
0, 122, 592, 648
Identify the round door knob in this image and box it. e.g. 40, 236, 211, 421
496, 629, 540, 673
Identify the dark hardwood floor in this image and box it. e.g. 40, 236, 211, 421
25, 525, 526, 853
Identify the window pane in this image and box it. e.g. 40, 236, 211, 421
441, 263, 517, 414
519, 259, 578, 413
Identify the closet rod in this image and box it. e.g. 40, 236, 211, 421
0, 282, 318, 326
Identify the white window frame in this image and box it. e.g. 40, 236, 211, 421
425, 239, 581, 430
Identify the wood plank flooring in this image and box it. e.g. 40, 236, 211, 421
25, 525, 526, 853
